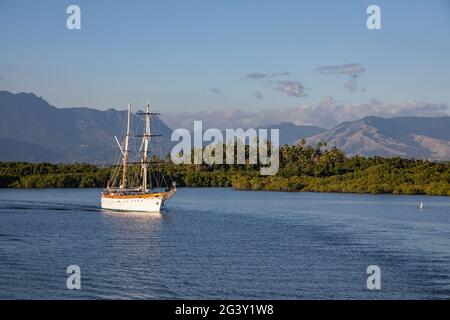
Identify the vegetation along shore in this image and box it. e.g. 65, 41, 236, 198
0, 143, 448, 196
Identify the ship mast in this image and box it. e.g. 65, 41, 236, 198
142, 103, 151, 191
121, 103, 131, 189
138, 103, 161, 191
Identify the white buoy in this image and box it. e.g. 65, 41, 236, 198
420, 202, 424, 209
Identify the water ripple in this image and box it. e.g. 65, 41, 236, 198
0, 188, 449, 299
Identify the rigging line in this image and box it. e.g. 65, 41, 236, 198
155, 134, 173, 187
160, 165, 168, 188
150, 158, 168, 189
109, 142, 122, 187
109, 111, 128, 188
129, 116, 142, 188
154, 135, 169, 187
150, 165, 160, 188
110, 120, 126, 187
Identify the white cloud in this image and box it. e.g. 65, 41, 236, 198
316, 63, 366, 92
245, 72, 290, 80
245, 72, 268, 80
161, 97, 449, 130
275, 80, 306, 97
245, 72, 306, 98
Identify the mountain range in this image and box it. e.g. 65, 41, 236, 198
0, 91, 173, 163
305, 116, 450, 160
259, 122, 325, 145
0, 91, 449, 162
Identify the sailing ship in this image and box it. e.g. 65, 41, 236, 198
101, 103, 176, 212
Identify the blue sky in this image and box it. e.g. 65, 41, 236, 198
0, 0, 449, 118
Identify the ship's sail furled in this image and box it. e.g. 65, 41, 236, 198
101, 103, 176, 212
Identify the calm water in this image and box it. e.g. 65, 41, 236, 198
0, 188, 449, 299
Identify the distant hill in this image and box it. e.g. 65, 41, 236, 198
260, 122, 325, 145
305, 116, 450, 160
0, 137, 62, 162
1, 91, 449, 162
0, 91, 173, 163
190, 122, 325, 146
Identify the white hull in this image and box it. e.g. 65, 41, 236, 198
101, 196, 164, 212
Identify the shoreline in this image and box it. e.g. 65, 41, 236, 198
1, 151, 449, 196
0, 186, 448, 197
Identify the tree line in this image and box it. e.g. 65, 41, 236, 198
0, 142, 448, 196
